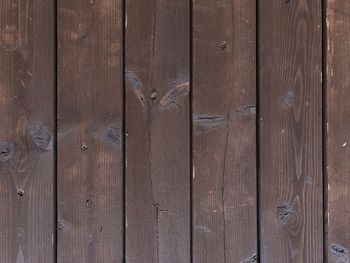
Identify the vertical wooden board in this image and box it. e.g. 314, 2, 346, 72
327, 1, 350, 262
125, 0, 190, 262
57, 0, 123, 262
192, 0, 257, 262
259, 0, 323, 261
0, 0, 55, 262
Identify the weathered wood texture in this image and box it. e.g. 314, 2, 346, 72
125, 0, 190, 261
57, 0, 123, 262
0, 0, 55, 262
259, 0, 323, 262
326, 1, 350, 262
5, 0, 350, 261
192, 0, 257, 262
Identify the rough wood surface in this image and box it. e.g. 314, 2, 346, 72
192, 0, 257, 262
326, 1, 350, 262
57, 0, 123, 262
259, 0, 323, 261
0, 0, 55, 262
125, 0, 191, 261
2, 1, 348, 261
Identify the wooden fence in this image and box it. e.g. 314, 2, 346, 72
0, 0, 349, 262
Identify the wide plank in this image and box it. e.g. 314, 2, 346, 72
125, 0, 191, 261
326, 1, 350, 262
192, 0, 257, 262
259, 0, 323, 261
57, 0, 124, 262
0, 0, 55, 262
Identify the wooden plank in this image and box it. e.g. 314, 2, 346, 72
259, 0, 323, 261
326, 1, 350, 262
192, 0, 257, 262
57, 1, 123, 262
125, 0, 190, 261
0, 0, 55, 262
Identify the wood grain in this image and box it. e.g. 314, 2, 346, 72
259, 0, 323, 261
125, 0, 190, 261
57, 0, 123, 262
0, 0, 55, 262
192, 0, 257, 262
326, 1, 350, 262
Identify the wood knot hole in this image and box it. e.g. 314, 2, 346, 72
277, 204, 295, 224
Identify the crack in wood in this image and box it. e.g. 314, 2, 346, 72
240, 254, 257, 263
234, 105, 256, 116
330, 243, 350, 263
154, 202, 160, 263
194, 115, 228, 133
0, 142, 15, 162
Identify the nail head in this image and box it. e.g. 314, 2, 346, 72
221, 41, 228, 49
17, 188, 24, 196
150, 90, 157, 101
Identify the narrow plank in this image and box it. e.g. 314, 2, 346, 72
259, 0, 323, 261
125, 0, 190, 261
192, 0, 257, 262
57, 0, 123, 262
0, 0, 55, 262
326, 1, 350, 262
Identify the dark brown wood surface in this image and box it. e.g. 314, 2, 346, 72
125, 0, 190, 261
57, 0, 123, 262
3, 0, 350, 261
259, 0, 323, 261
0, 0, 55, 262
192, 0, 257, 262
326, 1, 350, 262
